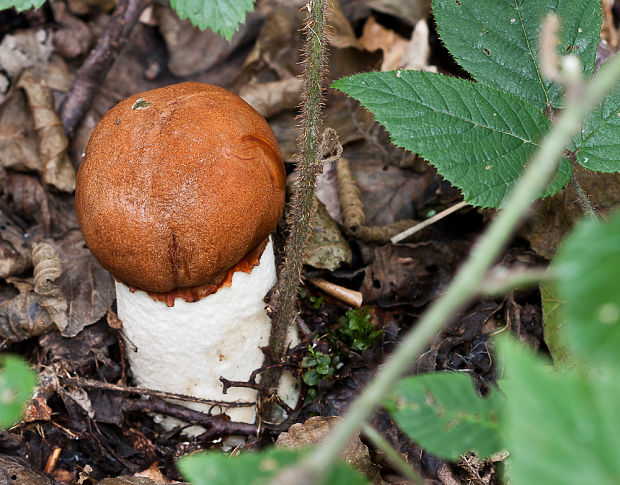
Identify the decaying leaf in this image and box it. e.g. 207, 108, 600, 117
50, 230, 115, 337
5, 173, 56, 236
520, 167, 620, 259
0, 88, 41, 172
238, 78, 304, 118
0, 455, 52, 485
0, 210, 32, 279
0, 279, 54, 342
361, 241, 469, 307
0, 29, 53, 81
33, 242, 68, 332
359, 16, 410, 71
51, 0, 94, 58
365, 0, 430, 26
17, 69, 76, 192
154, 5, 260, 77
276, 416, 381, 482
304, 199, 352, 271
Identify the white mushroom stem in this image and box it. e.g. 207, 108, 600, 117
115, 239, 298, 426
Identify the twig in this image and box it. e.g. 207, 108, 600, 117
361, 424, 424, 484
480, 266, 551, 297
124, 397, 258, 439
570, 172, 598, 218
60, 0, 152, 142
309, 278, 363, 307
390, 201, 468, 243
62, 376, 253, 408
269, 33, 620, 485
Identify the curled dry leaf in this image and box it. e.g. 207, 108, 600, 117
0, 29, 53, 81
32, 242, 68, 332
0, 455, 52, 485
0, 89, 41, 173
359, 16, 410, 71
400, 18, 436, 71
17, 69, 76, 192
5, 173, 56, 236
304, 199, 352, 271
365, 0, 430, 26
154, 6, 261, 77
238, 78, 304, 118
51, 0, 94, 59
0, 279, 54, 343
276, 416, 382, 482
50, 230, 115, 337
0, 211, 32, 279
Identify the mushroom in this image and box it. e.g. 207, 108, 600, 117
75, 82, 296, 425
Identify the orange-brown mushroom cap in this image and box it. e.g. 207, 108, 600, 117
75, 82, 286, 294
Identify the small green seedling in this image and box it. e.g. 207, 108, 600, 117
302, 345, 343, 401
338, 307, 383, 352
0, 355, 37, 430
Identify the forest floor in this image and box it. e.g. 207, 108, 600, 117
1, 0, 619, 484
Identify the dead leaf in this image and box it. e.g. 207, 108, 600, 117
154, 6, 261, 77
361, 241, 469, 307
0, 455, 52, 485
23, 395, 53, 422
49, 230, 115, 337
304, 199, 352, 271
520, 167, 620, 259
326, 0, 362, 49
51, 0, 94, 59
400, 18, 435, 71
238, 78, 304, 118
359, 16, 409, 71
134, 462, 169, 484
18, 69, 76, 192
33, 242, 69, 332
0, 88, 41, 173
0, 209, 32, 279
364, 0, 430, 26
0, 279, 54, 343
0, 29, 53, 81
98, 478, 159, 485
276, 416, 382, 483
5, 173, 54, 235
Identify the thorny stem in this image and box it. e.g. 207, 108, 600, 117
269, 42, 620, 485
266, 1, 328, 376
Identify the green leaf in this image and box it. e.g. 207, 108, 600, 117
0, 0, 46, 12
177, 447, 370, 485
385, 372, 503, 460
332, 70, 571, 208
540, 280, 584, 370
169, 0, 254, 40
553, 208, 620, 369
303, 369, 320, 387
433, 0, 601, 110
571, 81, 620, 172
0, 355, 37, 429
498, 336, 620, 485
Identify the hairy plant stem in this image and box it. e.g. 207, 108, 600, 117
268, 0, 327, 363
270, 48, 620, 484
361, 424, 423, 484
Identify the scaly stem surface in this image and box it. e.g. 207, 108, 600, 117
271, 47, 620, 485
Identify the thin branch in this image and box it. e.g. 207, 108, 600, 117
60, 0, 152, 143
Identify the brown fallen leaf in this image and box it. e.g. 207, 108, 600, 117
304, 199, 352, 271
0, 29, 53, 81
359, 16, 410, 71
33, 241, 69, 333
134, 462, 170, 484
0, 278, 53, 343
0, 455, 52, 485
0, 88, 41, 172
17, 69, 76, 192
51, 0, 94, 59
0, 209, 32, 279
238, 78, 304, 118
276, 416, 383, 483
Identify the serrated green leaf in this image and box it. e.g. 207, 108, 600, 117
498, 336, 620, 485
177, 447, 370, 485
571, 81, 620, 172
169, 0, 254, 40
332, 70, 572, 208
433, 0, 601, 110
0, 0, 46, 12
385, 372, 503, 460
0, 355, 37, 429
553, 208, 620, 370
